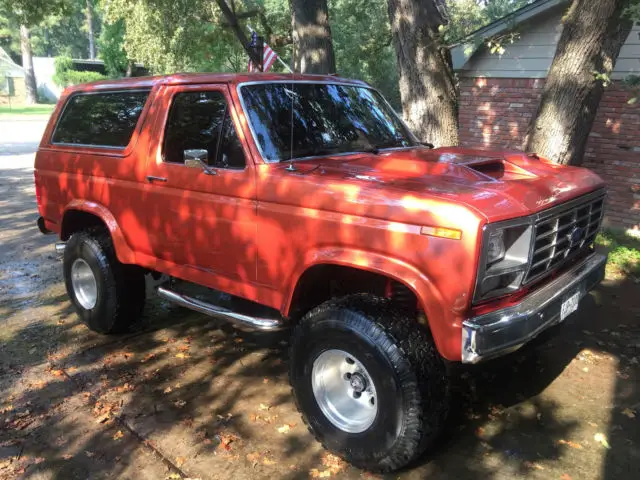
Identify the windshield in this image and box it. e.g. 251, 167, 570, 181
239, 82, 417, 163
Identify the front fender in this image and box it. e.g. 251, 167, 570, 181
283, 247, 462, 361
62, 199, 136, 264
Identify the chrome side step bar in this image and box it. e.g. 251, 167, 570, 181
55, 242, 66, 254
157, 286, 285, 332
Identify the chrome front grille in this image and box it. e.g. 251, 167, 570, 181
525, 191, 605, 284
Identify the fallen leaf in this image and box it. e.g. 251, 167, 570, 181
247, 452, 261, 467
115, 383, 134, 393
310, 468, 332, 478
588, 421, 598, 427
175, 353, 189, 359
321, 452, 347, 475
622, 408, 636, 419
96, 414, 111, 424
259, 403, 271, 411
263, 457, 276, 465
85, 450, 95, 458
166, 474, 181, 480
113, 430, 124, 440
234, 338, 244, 343
62, 454, 73, 460
49, 368, 65, 377
277, 424, 291, 434
163, 387, 173, 394
594, 432, 611, 449
174, 400, 187, 408
263, 378, 269, 384
558, 439, 583, 449
141, 353, 155, 363
175, 456, 186, 467
523, 461, 545, 470
560, 474, 572, 480
217, 432, 237, 451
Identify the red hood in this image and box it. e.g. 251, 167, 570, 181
296, 146, 605, 222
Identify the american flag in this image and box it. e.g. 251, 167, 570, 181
248, 42, 278, 73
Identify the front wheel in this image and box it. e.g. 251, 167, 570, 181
289, 294, 449, 472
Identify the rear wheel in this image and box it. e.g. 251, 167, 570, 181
289, 294, 449, 472
63, 228, 145, 334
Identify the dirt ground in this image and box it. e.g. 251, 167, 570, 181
1, 118, 639, 480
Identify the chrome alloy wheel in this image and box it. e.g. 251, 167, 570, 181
70, 258, 98, 310
311, 349, 378, 433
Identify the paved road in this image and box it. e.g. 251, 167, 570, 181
0, 117, 638, 480
0, 118, 48, 156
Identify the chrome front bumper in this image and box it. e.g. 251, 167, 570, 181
462, 252, 607, 363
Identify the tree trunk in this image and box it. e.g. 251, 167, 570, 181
86, 0, 96, 59
524, 0, 633, 165
290, 0, 336, 74
386, 0, 458, 147
19, 25, 37, 105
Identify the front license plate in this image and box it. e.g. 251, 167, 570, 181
560, 291, 581, 321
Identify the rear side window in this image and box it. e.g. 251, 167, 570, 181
52, 90, 150, 148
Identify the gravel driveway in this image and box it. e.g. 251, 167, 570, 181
0, 116, 638, 480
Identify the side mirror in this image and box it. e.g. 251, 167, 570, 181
184, 149, 216, 175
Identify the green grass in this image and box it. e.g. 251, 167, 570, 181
0, 104, 55, 116
596, 229, 640, 278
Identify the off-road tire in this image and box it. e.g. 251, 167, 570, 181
289, 294, 449, 472
63, 228, 145, 334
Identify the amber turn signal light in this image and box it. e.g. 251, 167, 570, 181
420, 226, 462, 240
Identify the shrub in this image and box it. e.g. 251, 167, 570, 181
53, 56, 107, 87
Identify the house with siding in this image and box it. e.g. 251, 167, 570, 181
451, 0, 640, 232
0, 47, 26, 106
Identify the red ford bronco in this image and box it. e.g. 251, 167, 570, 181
34, 73, 607, 472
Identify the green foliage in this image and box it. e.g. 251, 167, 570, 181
592, 70, 612, 87
0, 0, 98, 60
596, 229, 640, 279
622, 74, 640, 104
98, 19, 127, 76
443, 0, 530, 44
0, 0, 71, 26
52, 55, 106, 87
103, 0, 238, 74
329, 0, 400, 108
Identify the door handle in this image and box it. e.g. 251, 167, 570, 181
146, 175, 168, 183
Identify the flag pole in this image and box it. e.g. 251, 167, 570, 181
275, 55, 293, 73
247, 24, 293, 73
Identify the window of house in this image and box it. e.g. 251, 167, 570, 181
52, 90, 150, 147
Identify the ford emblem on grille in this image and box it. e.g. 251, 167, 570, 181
568, 226, 585, 247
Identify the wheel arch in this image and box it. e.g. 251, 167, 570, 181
61, 200, 136, 264
283, 248, 453, 358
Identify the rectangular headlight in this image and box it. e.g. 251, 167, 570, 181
474, 218, 533, 303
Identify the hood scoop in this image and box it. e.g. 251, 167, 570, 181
440, 153, 537, 181
464, 158, 506, 180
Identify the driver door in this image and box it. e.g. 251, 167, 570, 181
143, 84, 257, 283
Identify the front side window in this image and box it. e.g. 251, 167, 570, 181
52, 90, 150, 147
163, 90, 245, 169
239, 83, 416, 163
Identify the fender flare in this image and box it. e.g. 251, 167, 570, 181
62, 200, 136, 264
283, 247, 457, 360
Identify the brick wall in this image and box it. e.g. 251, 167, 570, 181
458, 77, 640, 232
